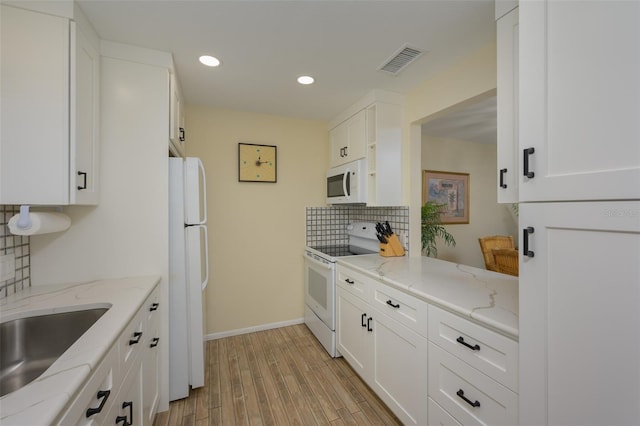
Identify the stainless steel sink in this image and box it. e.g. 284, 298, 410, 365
0, 308, 108, 397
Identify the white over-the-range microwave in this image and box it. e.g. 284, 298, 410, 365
326, 158, 366, 204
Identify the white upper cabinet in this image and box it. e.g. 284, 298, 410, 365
329, 109, 366, 168
0, 4, 100, 205
169, 72, 186, 157
496, 6, 519, 203
519, 0, 640, 202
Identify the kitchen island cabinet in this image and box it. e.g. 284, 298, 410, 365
336, 255, 519, 425
0, 276, 160, 425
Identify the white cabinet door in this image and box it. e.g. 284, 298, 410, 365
519, 201, 640, 426
519, 0, 640, 201
496, 7, 519, 204
71, 23, 100, 205
371, 310, 428, 426
336, 287, 371, 379
0, 5, 70, 205
329, 110, 367, 168
105, 366, 144, 426
169, 73, 186, 157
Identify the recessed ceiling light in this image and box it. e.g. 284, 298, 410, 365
297, 75, 315, 85
199, 55, 220, 67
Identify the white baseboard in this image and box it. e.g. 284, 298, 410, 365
205, 317, 305, 341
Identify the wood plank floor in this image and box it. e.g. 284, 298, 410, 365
154, 324, 402, 426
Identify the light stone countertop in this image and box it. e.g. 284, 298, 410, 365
336, 254, 519, 339
0, 276, 160, 425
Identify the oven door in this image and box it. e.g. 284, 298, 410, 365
304, 253, 335, 330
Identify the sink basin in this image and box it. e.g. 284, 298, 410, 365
0, 307, 108, 397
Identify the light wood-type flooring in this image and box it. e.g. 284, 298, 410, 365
154, 324, 402, 426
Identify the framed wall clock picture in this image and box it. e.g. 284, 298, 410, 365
238, 143, 277, 183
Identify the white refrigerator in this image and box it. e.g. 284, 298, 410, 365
169, 157, 209, 401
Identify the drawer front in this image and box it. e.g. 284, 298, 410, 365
428, 305, 518, 391
428, 342, 518, 426
120, 308, 144, 376
428, 397, 463, 426
373, 281, 428, 337
337, 265, 373, 302
144, 286, 160, 329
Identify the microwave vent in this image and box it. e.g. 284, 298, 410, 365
378, 44, 424, 75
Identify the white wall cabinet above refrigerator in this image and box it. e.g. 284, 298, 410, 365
0, 4, 100, 205
169, 72, 186, 157
518, 0, 640, 202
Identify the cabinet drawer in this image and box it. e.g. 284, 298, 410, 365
428, 397, 462, 426
428, 305, 518, 391
120, 308, 144, 376
428, 343, 518, 426
57, 345, 117, 425
373, 282, 428, 337
144, 287, 160, 333
337, 266, 373, 301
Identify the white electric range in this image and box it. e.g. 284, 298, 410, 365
303, 222, 380, 357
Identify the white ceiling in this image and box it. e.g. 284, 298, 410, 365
77, 0, 497, 123
421, 95, 497, 144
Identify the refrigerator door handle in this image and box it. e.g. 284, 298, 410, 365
200, 225, 209, 290
197, 158, 207, 225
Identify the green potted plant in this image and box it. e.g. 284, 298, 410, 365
421, 201, 456, 257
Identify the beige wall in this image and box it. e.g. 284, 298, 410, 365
184, 105, 328, 336
403, 43, 498, 256
422, 135, 517, 268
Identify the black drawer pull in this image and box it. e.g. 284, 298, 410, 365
386, 300, 400, 309
179, 127, 185, 142
86, 389, 110, 418
361, 313, 367, 327
456, 336, 480, 351
129, 331, 142, 346
77, 171, 87, 190
523, 147, 535, 178
457, 389, 480, 408
367, 316, 373, 332
523, 226, 535, 258
150, 337, 160, 348
499, 168, 507, 189
345, 278, 355, 285
149, 302, 159, 311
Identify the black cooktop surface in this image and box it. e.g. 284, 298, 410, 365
311, 245, 376, 257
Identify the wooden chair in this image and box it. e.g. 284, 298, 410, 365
492, 248, 519, 276
478, 235, 514, 272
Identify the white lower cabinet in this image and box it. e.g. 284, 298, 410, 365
336, 274, 428, 426
57, 285, 160, 425
429, 398, 462, 426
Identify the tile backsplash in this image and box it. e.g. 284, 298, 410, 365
1, 205, 31, 298
306, 205, 409, 249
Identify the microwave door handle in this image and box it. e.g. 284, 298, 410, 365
343, 168, 350, 199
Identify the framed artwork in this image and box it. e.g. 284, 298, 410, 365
238, 143, 277, 183
422, 170, 470, 224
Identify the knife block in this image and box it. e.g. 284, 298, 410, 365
379, 234, 405, 257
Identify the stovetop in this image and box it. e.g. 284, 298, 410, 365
309, 244, 376, 258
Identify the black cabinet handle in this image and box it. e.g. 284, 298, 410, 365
456, 336, 480, 351
150, 337, 160, 348
116, 401, 133, 426
149, 302, 159, 312
129, 331, 142, 346
367, 317, 373, 332
523, 227, 535, 258
386, 300, 400, 309
499, 168, 507, 189
77, 171, 87, 190
457, 389, 480, 408
345, 278, 354, 285
361, 313, 367, 327
86, 390, 110, 418
179, 127, 185, 142
523, 147, 535, 178
339, 147, 345, 157
344, 146, 348, 157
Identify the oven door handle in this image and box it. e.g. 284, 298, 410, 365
304, 254, 333, 271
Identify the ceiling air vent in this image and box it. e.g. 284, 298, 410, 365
379, 44, 424, 75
